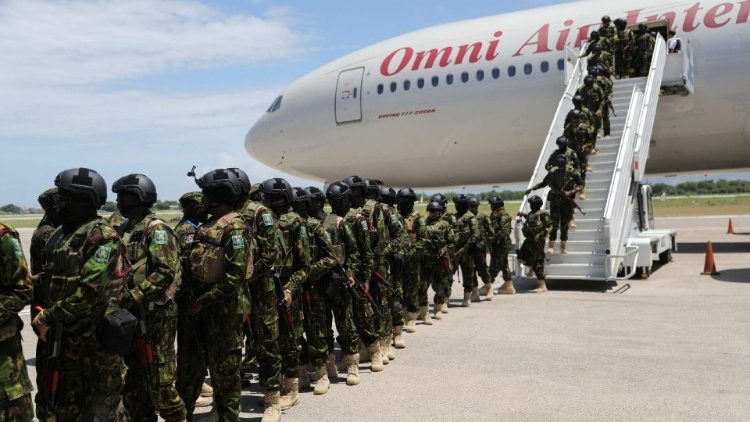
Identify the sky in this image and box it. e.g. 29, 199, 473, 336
0, 0, 746, 207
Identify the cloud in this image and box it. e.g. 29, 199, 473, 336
0, 0, 306, 87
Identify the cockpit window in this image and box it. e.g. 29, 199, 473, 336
266, 95, 283, 113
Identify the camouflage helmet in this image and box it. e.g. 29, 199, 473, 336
452, 193, 469, 205
260, 178, 293, 204
326, 181, 351, 201
179, 191, 203, 206
583, 75, 595, 87
556, 135, 569, 148
227, 168, 251, 194
528, 195, 544, 211
54, 167, 108, 208
396, 187, 416, 202
112, 173, 157, 207
37, 187, 58, 212
488, 196, 505, 208
426, 200, 445, 213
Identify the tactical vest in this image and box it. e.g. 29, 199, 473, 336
306, 217, 321, 262
43, 219, 130, 333
277, 211, 305, 278
322, 214, 346, 266
476, 213, 491, 241
123, 217, 179, 306
240, 200, 264, 236
189, 211, 251, 286
0, 224, 26, 339
425, 220, 449, 254
525, 210, 550, 241
403, 211, 422, 243
362, 200, 387, 255
456, 213, 474, 245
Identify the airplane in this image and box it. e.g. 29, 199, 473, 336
245, 0, 750, 187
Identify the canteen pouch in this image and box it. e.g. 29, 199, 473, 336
98, 308, 138, 355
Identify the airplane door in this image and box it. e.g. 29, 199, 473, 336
335, 67, 364, 124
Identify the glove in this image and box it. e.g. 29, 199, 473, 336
524, 189, 532, 195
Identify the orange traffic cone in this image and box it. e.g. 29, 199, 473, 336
727, 218, 735, 234
700, 241, 720, 275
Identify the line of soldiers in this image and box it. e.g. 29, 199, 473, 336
584, 15, 656, 80
1, 167, 522, 422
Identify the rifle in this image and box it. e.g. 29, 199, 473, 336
372, 271, 397, 295
516, 213, 551, 262
424, 237, 452, 272
607, 99, 617, 117
301, 283, 317, 338
330, 265, 383, 316
33, 305, 62, 421
273, 273, 299, 351
133, 302, 157, 396
550, 188, 587, 216
181, 248, 208, 366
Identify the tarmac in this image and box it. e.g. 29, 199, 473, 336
15, 215, 750, 421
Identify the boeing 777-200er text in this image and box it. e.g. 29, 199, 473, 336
245, 0, 750, 187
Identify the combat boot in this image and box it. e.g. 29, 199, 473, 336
470, 287, 481, 303
478, 284, 489, 295
261, 391, 281, 422
441, 300, 449, 313
462, 292, 471, 307
531, 278, 548, 293
298, 366, 311, 391
368, 342, 384, 372
384, 337, 396, 360
380, 338, 390, 364
326, 353, 338, 379
484, 283, 494, 300
560, 241, 568, 254
498, 279, 516, 295
201, 382, 214, 397
345, 353, 360, 385
433, 303, 443, 320
569, 217, 577, 228
195, 395, 212, 408
359, 340, 371, 362
279, 377, 300, 410
405, 312, 418, 333
525, 266, 535, 277
547, 240, 555, 255
313, 366, 330, 395
392, 326, 406, 349
420, 305, 433, 325
579, 191, 587, 200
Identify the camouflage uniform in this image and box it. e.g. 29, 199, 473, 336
108, 208, 126, 231
599, 24, 617, 53
422, 218, 454, 305
177, 211, 250, 420
576, 84, 605, 135
381, 203, 406, 329
530, 167, 583, 243
359, 199, 391, 341
518, 210, 552, 280
399, 210, 425, 313
614, 28, 634, 78
37, 218, 130, 421
546, 146, 581, 173
455, 212, 481, 294
472, 210, 493, 284
633, 31, 655, 77
120, 213, 186, 421
441, 210, 458, 300
0, 223, 34, 421
276, 210, 311, 378
240, 202, 283, 394
345, 208, 377, 347
30, 188, 58, 276
488, 208, 513, 282
564, 120, 594, 178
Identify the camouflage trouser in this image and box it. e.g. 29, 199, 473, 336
277, 286, 303, 378
352, 286, 379, 347
459, 254, 477, 293
372, 264, 392, 339
0, 332, 33, 421
472, 245, 491, 284
401, 259, 421, 313
614, 51, 629, 78
422, 256, 451, 305
242, 320, 257, 370
518, 238, 546, 280
54, 331, 129, 421
489, 242, 512, 282
307, 279, 359, 365
602, 107, 611, 136
248, 275, 282, 391
176, 298, 243, 420
549, 199, 574, 242
387, 256, 405, 328
124, 301, 186, 422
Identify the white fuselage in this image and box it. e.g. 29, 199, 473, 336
246, 0, 750, 187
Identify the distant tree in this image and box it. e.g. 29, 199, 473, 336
101, 202, 117, 212
0, 204, 24, 214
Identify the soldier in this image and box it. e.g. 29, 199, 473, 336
30, 188, 59, 275
453, 194, 481, 306
614, 18, 634, 79
468, 197, 493, 300
568, 95, 597, 140
396, 188, 426, 331
599, 16, 616, 49
433, 193, 457, 309
378, 185, 407, 350
238, 177, 284, 422
576, 75, 605, 137
546, 136, 581, 173
341, 176, 383, 372
527, 155, 582, 255
0, 220, 34, 420
422, 200, 454, 318
587, 43, 614, 75
261, 178, 310, 410
174, 192, 214, 407
177, 169, 252, 421
564, 109, 594, 194
107, 207, 126, 232
516, 195, 551, 293
632, 23, 655, 77
594, 66, 614, 137
112, 174, 186, 421
33, 168, 130, 420
488, 196, 515, 294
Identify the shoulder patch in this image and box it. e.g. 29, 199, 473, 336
153, 229, 168, 245
299, 225, 308, 241
93, 244, 112, 264
261, 212, 274, 227
232, 232, 246, 250
10, 237, 24, 258
360, 220, 368, 231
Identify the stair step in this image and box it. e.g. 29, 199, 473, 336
564, 228, 605, 241
570, 217, 603, 230
557, 240, 607, 254
585, 179, 612, 190
548, 252, 607, 265
543, 263, 606, 278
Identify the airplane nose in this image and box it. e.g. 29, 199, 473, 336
245, 115, 280, 167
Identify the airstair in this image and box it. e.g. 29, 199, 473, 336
512, 35, 681, 281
